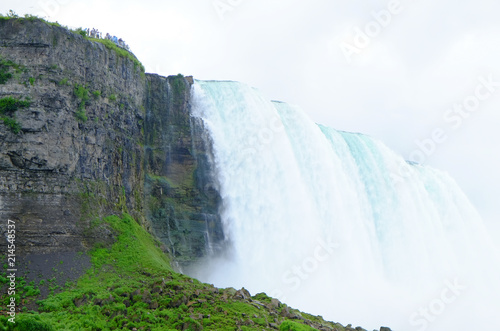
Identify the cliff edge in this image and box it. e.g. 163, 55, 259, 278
0, 17, 221, 273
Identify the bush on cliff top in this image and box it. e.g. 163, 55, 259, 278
0, 11, 145, 75
86, 37, 145, 74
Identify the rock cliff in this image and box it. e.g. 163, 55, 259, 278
0, 17, 221, 272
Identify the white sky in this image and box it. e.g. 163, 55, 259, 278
2, 0, 499, 238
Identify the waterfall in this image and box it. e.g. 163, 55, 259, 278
189, 80, 500, 330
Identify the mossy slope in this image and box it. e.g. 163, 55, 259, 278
0, 214, 365, 331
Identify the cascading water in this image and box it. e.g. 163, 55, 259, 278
188, 80, 500, 330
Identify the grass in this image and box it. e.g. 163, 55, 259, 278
72, 26, 145, 75
0, 11, 71, 29
0, 214, 349, 330
280, 320, 317, 331
0, 275, 44, 309
87, 38, 145, 74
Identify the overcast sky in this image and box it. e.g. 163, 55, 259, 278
2, 0, 499, 238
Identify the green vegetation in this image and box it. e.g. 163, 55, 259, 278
171, 74, 185, 108
0, 57, 22, 84
0, 11, 66, 28
58, 78, 68, 86
0, 275, 44, 307
109, 94, 117, 102
0, 97, 31, 134
75, 110, 87, 122
0, 67, 12, 84
29, 77, 35, 86
74, 84, 89, 103
73, 84, 89, 122
92, 90, 101, 99
87, 37, 145, 74
70, 26, 145, 75
1, 117, 21, 134
0, 214, 344, 330
0, 97, 31, 114
75, 27, 86, 38
280, 320, 318, 331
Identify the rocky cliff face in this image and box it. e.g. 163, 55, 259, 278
0, 18, 221, 273
144, 74, 224, 266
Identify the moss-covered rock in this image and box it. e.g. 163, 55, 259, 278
144, 74, 223, 265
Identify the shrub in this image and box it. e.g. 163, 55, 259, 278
0, 97, 19, 113
2, 116, 21, 133
0, 58, 16, 84
73, 84, 90, 121
0, 97, 31, 114
75, 109, 87, 122
74, 84, 89, 102
75, 28, 87, 37
24, 14, 40, 22
0, 70, 12, 84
